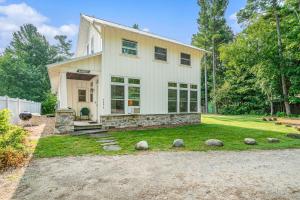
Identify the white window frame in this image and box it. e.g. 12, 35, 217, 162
122, 39, 138, 56
168, 82, 178, 113
110, 76, 141, 115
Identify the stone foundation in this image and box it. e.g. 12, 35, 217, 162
55, 109, 75, 134
100, 113, 201, 129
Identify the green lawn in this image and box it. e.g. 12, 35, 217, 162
34, 115, 300, 158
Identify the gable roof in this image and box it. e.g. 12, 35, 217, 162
81, 14, 209, 54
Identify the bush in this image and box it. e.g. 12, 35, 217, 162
0, 109, 28, 170
41, 92, 57, 114
276, 112, 286, 117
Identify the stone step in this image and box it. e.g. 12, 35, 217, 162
74, 124, 103, 131
103, 145, 121, 151
96, 139, 116, 143
101, 142, 119, 146
71, 129, 107, 136
88, 133, 111, 138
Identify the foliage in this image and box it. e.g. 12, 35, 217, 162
0, 109, 28, 170
0, 24, 73, 103
34, 115, 300, 158
132, 24, 140, 29
276, 111, 287, 117
41, 92, 57, 114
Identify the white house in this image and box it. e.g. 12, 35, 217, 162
47, 14, 208, 128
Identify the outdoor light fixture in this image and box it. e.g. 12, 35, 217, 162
77, 69, 91, 73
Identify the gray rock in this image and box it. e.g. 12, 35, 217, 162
244, 138, 256, 145
286, 133, 300, 139
97, 139, 115, 143
205, 139, 223, 147
103, 145, 121, 151
173, 139, 184, 147
267, 138, 280, 143
135, 141, 149, 150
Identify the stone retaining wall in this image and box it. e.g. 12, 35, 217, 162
55, 109, 75, 134
100, 113, 201, 129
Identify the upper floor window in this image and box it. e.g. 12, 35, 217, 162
154, 46, 167, 61
180, 53, 191, 66
122, 39, 137, 56
78, 89, 87, 102
91, 37, 94, 54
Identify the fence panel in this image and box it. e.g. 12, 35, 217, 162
0, 96, 41, 123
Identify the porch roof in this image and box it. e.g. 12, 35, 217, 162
47, 52, 102, 69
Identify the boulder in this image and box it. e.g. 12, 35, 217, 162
262, 117, 268, 121
205, 139, 223, 147
286, 133, 300, 139
135, 141, 149, 150
275, 122, 282, 125
272, 117, 277, 121
173, 139, 184, 147
244, 138, 256, 145
267, 138, 280, 143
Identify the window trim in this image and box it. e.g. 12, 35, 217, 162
121, 39, 138, 56
180, 52, 191, 66
154, 46, 167, 62
78, 89, 87, 102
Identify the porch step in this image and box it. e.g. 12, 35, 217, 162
71, 129, 107, 136
74, 124, 103, 131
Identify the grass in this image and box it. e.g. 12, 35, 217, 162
33, 114, 300, 158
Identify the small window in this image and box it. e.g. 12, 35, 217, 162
78, 89, 87, 102
91, 37, 94, 54
111, 85, 125, 114
128, 86, 140, 107
190, 84, 197, 89
128, 78, 140, 85
154, 46, 167, 61
122, 39, 137, 55
180, 53, 191, 66
180, 83, 188, 88
111, 76, 125, 83
168, 82, 177, 88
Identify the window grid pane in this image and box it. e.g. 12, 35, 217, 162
168, 89, 177, 113
122, 39, 137, 55
155, 46, 167, 61
180, 90, 188, 112
181, 53, 191, 65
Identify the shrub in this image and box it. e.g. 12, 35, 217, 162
0, 147, 28, 170
41, 92, 57, 114
0, 109, 28, 170
276, 112, 286, 117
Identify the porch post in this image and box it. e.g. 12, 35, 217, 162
59, 72, 68, 109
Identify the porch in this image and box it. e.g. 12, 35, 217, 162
47, 53, 102, 122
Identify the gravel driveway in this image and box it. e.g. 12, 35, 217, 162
8, 149, 300, 200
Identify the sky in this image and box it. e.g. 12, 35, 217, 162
0, 0, 246, 53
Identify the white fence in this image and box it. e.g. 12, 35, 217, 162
0, 96, 41, 123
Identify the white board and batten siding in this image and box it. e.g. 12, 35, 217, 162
0, 96, 41, 123
100, 26, 202, 115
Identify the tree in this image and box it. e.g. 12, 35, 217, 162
192, 0, 233, 113
0, 24, 73, 103
132, 24, 140, 29
237, 0, 292, 114
53, 35, 73, 62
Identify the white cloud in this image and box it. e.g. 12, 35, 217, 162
0, 3, 78, 53
228, 12, 242, 34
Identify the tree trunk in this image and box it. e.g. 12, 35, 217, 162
212, 38, 217, 113
273, 2, 291, 115
204, 55, 208, 113
270, 100, 274, 116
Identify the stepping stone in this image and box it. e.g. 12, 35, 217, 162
101, 142, 119, 146
205, 139, 223, 147
103, 145, 121, 151
244, 138, 256, 145
286, 133, 300, 139
96, 139, 116, 143
267, 138, 280, 143
88, 133, 111, 138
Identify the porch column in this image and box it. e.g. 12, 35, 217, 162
59, 72, 68, 109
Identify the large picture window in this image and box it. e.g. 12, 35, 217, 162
122, 39, 137, 56
168, 82, 198, 113
111, 76, 140, 114
168, 82, 177, 113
